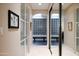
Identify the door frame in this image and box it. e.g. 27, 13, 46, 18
59, 3, 62, 56
48, 6, 52, 55
48, 3, 62, 56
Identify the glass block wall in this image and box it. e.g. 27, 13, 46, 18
33, 18, 59, 35
50, 18, 60, 35
33, 18, 47, 35
76, 8, 79, 51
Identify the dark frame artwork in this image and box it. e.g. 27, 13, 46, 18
8, 10, 19, 28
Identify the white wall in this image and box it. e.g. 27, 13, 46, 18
64, 4, 79, 50
0, 4, 25, 56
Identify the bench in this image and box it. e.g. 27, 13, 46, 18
33, 35, 59, 42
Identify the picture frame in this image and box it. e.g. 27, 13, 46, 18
68, 22, 73, 31
8, 10, 19, 28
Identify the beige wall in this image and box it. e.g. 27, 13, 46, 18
0, 4, 25, 56
64, 4, 79, 50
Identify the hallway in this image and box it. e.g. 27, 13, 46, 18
0, 3, 79, 56
27, 45, 77, 56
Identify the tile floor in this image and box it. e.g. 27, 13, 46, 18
27, 44, 78, 56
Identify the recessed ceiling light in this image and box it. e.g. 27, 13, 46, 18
38, 3, 42, 5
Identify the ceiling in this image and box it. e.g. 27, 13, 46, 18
53, 3, 72, 10
30, 3, 72, 11
30, 3, 50, 10
62, 3, 71, 10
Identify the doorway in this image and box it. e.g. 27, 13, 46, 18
32, 13, 47, 46
28, 3, 62, 56
48, 3, 62, 56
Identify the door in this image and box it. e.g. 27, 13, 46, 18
48, 3, 62, 56
20, 3, 31, 56
48, 6, 52, 54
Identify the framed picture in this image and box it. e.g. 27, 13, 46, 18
8, 10, 19, 28
68, 22, 73, 31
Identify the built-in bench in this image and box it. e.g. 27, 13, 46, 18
33, 35, 59, 42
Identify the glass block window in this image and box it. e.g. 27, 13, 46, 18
50, 18, 60, 35
21, 3, 25, 20
76, 38, 79, 52
20, 4, 27, 47
76, 8, 79, 51
21, 21, 25, 40
76, 23, 79, 37
33, 18, 47, 35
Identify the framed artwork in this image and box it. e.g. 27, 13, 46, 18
68, 22, 73, 31
8, 10, 19, 28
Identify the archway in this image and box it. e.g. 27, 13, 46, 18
32, 13, 47, 46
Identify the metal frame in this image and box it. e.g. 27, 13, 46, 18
59, 3, 62, 56
49, 3, 62, 56
49, 6, 52, 55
